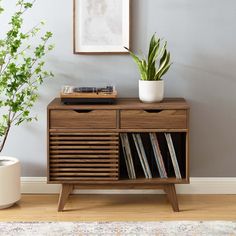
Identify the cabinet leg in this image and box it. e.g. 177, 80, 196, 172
164, 184, 179, 212
58, 184, 74, 212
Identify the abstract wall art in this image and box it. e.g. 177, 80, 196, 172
73, 0, 130, 54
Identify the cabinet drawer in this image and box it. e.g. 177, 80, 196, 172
120, 109, 187, 129
50, 110, 116, 129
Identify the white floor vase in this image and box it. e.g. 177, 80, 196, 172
0, 156, 21, 209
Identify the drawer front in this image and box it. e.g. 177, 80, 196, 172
120, 109, 187, 129
50, 109, 116, 129
49, 132, 119, 182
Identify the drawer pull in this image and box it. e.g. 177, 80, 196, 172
73, 110, 93, 113
143, 109, 163, 113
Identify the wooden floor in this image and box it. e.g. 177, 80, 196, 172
0, 194, 236, 221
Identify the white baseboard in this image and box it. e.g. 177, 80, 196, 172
20, 177, 236, 194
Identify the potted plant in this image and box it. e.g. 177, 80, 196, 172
125, 33, 172, 103
0, 0, 53, 209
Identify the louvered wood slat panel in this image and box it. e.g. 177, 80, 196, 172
50, 168, 118, 172
50, 141, 118, 145
50, 133, 118, 136
50, 163, 118, 167
50, 137, 119, 140
49, 133, 119, 182
50, 150, 118, 154
50, 145, 118, 150
50, 154, 118, 158
50, 177, 118, 181
50, 159, 118, 163
50, 173, 118, 176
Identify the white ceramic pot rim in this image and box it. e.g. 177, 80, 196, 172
0, 156, 19, 168
139, 79, 163, 82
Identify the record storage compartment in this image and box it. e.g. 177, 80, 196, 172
119, 132, 187, 180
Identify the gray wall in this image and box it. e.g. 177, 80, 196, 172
1, 0, 236, 177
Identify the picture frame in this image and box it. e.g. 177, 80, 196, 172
73, 0, 130, 54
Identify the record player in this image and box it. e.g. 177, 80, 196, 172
60, 85, 117, 104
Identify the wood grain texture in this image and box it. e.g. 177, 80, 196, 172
1, 195, 236, 221
50, 135, 119, 140
47, 98, 190, 110
51, 177, 119, 181
58, 184, 74, 211
164, 184, 179, 212
50, 159, 118, 163
50, 110, 117, 129
48, 178, 188, 185
120, 109, 187, 129
49, 128, 188, 133
60, 91, 117, 99
50, 163, 118, 167
49, 133, 119, 183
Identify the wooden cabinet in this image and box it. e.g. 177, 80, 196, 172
47, 98, 190, 212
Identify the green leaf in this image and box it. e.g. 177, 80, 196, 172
48, 44, 54, 51
158, 62, 172, 79
147, 61, 156, 80
0, 6, 4, 14
148, 43, 159, 66
41, 31, 53, 41
148, 34, 157, 59
0, 39, 5, 47
159, 49, 167, 68
23, 3, 33, 9
157, 51, 170, 75
125, 47, 147, 80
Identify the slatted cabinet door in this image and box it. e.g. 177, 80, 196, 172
49, 133, 119, 182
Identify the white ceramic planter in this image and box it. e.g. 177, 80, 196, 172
139, 80, 164, 103
0, 156, 21, 209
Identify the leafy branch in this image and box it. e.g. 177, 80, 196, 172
0, 0, 54, 153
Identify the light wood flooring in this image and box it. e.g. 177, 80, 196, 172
0, 194, 236, 221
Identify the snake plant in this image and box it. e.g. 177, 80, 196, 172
125, 33, 172, 81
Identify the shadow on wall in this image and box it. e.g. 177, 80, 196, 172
21, 161, 47, 177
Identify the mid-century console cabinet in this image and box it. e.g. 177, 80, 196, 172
47, 98, 189, 212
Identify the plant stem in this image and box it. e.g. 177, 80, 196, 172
0, 125, 10, 153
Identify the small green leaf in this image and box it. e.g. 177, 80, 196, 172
158, 62, 172, 79
23, 3, 33, 9
0, 6, 4, 14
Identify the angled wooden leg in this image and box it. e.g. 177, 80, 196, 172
164, 184, 179, 212
58, 184, 74, 212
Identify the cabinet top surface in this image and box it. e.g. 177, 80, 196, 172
48, 98, 189, 110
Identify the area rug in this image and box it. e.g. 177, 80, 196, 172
0, 221, 235, 236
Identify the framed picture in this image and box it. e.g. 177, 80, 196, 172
73, 0, 130, 54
